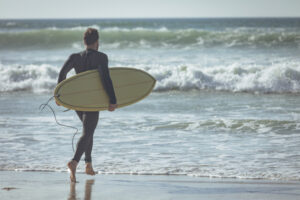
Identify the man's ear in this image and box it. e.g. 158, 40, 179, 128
96, 40, 99, 49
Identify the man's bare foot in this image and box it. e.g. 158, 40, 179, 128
67, 160, 78, 182
85, 162, 96, 175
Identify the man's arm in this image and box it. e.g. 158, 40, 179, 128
97, 55, 117, 105
56, 54, 75, 106
57, 54, 75, 84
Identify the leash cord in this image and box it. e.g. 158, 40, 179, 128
39, 96, 78, 152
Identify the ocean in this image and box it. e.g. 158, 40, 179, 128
0, 18, 299, 181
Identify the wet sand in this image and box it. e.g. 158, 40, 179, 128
1, 171, 300, 200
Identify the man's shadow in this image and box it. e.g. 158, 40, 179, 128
68, 179, 95, 200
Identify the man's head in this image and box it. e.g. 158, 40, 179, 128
84, 28, 99, 50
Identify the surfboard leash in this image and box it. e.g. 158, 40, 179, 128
39, 95, 78, 153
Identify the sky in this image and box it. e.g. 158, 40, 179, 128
0, 0, 300, 19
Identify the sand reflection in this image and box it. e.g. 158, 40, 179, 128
68, 179, 95, 200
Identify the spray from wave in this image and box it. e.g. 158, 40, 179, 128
1, 62, 300, 94
150, 62, 300, 93
0, 63, 59, 93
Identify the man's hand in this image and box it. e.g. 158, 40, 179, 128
108, 103, 117, 111
56, 100, 60, 106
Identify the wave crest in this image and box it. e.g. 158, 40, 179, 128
150, 63, 300, 93
0, 62, 300, 94
0, 27, 299, 49
0, 64, 59, 93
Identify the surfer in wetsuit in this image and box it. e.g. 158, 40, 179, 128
57, 28, 117, 182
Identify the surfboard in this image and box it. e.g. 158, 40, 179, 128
54, 67, 156, 111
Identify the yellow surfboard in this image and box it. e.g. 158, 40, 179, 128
54, 67, 156, 111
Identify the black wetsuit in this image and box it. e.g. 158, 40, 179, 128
57, 48, 117, 163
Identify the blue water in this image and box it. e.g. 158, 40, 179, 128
0, 18, 299, 180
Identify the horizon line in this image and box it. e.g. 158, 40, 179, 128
1, 16, 300, 20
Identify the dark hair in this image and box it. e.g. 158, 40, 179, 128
84, 28, 99, 45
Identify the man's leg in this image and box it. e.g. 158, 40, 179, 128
72, 111, 99, 162
76, 111, 83, 122
84, 112, 99, 176
68, 111, 83, 182
85, 135, 96, 175
84, 112, 99, 163
84, 136, 94, 163
68, 111, 98, 181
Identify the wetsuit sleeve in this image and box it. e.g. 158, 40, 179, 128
97, 55, 117, 104
57, 54, 74, 84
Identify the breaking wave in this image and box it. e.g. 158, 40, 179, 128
0, 26, 299, 49
1, 62, 300, 94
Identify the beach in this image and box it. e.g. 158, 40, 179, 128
1, 171, 300, 200
0, 18, 300, 199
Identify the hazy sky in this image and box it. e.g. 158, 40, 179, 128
0, 0, 299, 19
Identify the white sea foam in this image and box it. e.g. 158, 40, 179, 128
1, 61, 300, 94
1, 26, 299, 49
0, 63, 59, 93
42, 25, 170, 32
0, 92, 299, 181
147, 61, 300, 93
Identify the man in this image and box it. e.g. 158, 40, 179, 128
57, 28, 117, 182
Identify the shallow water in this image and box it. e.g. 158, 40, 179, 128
0, 91, 299, 180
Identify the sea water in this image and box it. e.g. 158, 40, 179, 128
0, 18, 299, 180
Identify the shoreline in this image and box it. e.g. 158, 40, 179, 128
1, 171, 300, 200
2, 169, 300, 183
